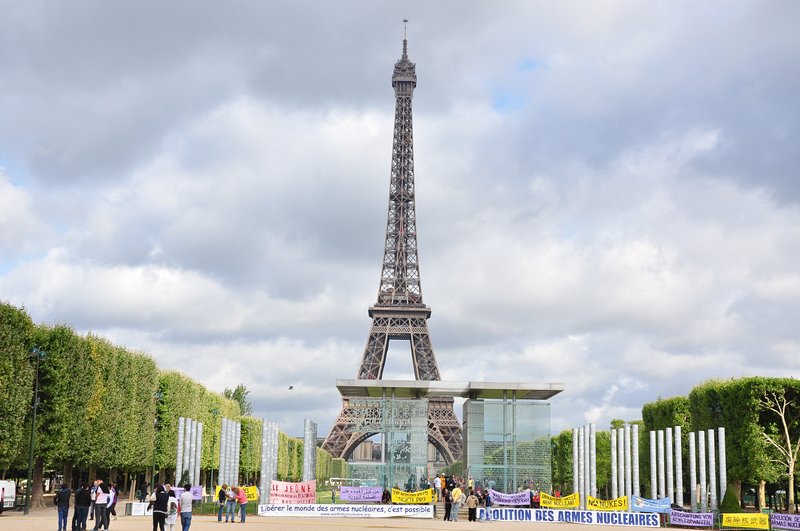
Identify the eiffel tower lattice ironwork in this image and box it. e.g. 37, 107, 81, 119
322, 25, 462, 465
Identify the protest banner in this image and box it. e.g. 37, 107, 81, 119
669, 510, 714, 527
722, 513, 769, 530
478, 507, 659, 527
488, 488, 531, 506
258, 503, 433, 518
243, 485, 259, 501
630, 495, 671, 513
270, 480, 316, 504
772, 512, 800, 530
588, 495, 629, 511
541, 492, 580, 509
391, 488, 433, 504
340, 486, 383, 502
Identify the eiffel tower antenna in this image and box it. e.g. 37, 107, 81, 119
323, 24, 462, 465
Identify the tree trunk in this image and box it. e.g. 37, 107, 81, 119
129, 477, 137, 501
88, 466, 96, 482
757, 480, 766, 510
63, 463, 73, 489
790, 460, 796, 513
732, 479, 743, 508
31, 456, 45, 509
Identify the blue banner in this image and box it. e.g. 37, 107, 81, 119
630, 495, 671, 513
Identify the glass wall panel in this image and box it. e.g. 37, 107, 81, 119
345, 397, 428, 490
463, 399, 551, 494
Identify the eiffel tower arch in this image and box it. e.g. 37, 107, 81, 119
323, 25, 462, 465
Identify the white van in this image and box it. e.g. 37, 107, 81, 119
0, 480, 17, 513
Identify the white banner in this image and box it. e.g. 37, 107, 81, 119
258, 503, 433, 519
129, 502, 153, 516
480, 508, 659, 527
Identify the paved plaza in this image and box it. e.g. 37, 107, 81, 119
0, 508, 639, 531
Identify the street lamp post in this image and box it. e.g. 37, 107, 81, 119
24, 347, 46, 515
151, 390, 164, 492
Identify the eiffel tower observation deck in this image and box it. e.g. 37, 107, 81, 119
322, 22, 463, 465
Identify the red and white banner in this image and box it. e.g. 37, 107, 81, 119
270, 480, 316, 504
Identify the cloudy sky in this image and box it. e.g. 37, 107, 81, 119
2, 1, 799, 439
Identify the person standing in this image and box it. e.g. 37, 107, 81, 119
433, 475, 442, 502
225, 486, 236, 523
179, 484, 193, 531
88, 480, 97, 523
216, 484, 227, 522
74, 483, 91, 530
450, 484, 463, 522
148, 484, 169, 531
466, 489, 479, 522
484, 489, 493, 522
55, 483, 71, 531
93, 479, 109, 530
236, 485, 248, 523
442, 488, 452, 522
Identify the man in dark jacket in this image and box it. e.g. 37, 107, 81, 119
55, 484, 71, 531
74, 483, 92, 530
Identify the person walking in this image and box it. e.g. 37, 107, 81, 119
164, 485, 178, 531
466, 489, 479, 522
148, 484, 169, 531
179, 484, 193, 531
55, 483, 71, 531
236, 485, 248, 523
217, 484, 227, 522
433, 475, 442, 502
225, 486, 236, 523
107, 483, 118, 521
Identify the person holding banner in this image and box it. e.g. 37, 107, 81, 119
236, 485, 248, 523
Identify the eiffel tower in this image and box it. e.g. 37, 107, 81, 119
322, 23, 462, 465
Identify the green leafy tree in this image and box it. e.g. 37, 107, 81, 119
0, 303, 35, 470
758, 380, 800, 513
224, 384, 252, 416
690, 378, 782, 508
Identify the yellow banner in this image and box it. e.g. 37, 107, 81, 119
722, 513, 769, 530
213, 485, 259, 502
391, 488, 433, 504
587, 495, 628, 511
243, 486, 259, 502
541, 492, 580, 508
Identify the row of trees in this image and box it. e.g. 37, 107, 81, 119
0, 302, 346, 507
550, 378, 799, 512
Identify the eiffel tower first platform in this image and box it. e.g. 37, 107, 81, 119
322, 25, 462, 465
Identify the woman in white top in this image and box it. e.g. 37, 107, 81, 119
164, 484, 179, 531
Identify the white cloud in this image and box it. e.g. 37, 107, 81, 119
1, 1, 799, 438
